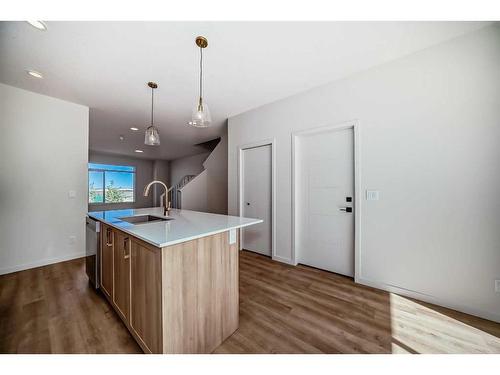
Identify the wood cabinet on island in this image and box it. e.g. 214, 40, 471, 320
87, 207, 262, 354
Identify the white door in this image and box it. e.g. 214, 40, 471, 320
241, 144, 272, 256
296, 127, 354, 276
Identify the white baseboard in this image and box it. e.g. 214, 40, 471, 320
356, 277, 500, 324
241, 250, 500, 323
272, 255, 296, 265
0, 252, 86, 275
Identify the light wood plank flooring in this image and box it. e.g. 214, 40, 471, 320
1, 250, 499, 353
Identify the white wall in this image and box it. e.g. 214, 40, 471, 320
169, 151, 210, 187
180, 170, 208, 212
177, 136, 229, 214
88, 151, 156, 211
205, 135, 228, 214
228, 26, 500, 322
0, 84, 89, 274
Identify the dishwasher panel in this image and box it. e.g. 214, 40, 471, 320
85, 216, 100, 289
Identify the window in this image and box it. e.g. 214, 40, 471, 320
88, 163, 135, 204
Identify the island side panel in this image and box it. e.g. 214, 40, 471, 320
161, 230, 239, 354
222, 229, 239, 339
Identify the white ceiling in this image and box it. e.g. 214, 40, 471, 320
0, 21, 490, 160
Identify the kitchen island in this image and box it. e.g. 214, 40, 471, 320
87, 207, 262, 354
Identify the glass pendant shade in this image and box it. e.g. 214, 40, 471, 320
189, 36, 211, 128
144, 81, 160, 146
144, 125, 160, 145
189, 99, 211, 128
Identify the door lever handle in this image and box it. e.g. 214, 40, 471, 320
339, 207, 352, 213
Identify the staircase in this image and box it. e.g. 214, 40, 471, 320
167, 135, 227, 214
169, 174, 196, 209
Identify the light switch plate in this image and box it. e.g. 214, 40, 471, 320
366, 190, 379, 201
68, 190, 76, 198
229, 229, 236, 245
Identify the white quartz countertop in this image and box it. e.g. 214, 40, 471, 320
87, 207, 262, 248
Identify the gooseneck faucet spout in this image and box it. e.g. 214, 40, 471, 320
143, 180, 173, 216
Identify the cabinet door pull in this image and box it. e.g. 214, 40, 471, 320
106, 228, 113, 246
124, 237, 130, 259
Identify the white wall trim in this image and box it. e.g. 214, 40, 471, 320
272, 255, 296, 266
237, 138, 277, 261
0, 251, 86, 276
358, 277, 500, 324
291, 120, 361, 273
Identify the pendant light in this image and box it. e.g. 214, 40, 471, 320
145, 81, 161, 146
189, 36, 211, 128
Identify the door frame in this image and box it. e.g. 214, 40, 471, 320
291, 120, 361, 280
237, 139, 277, 260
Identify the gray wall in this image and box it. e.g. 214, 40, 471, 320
178, 136, 228, 215
228, 26, 500, 322
88, 151, 156, 211
169, 151, 210, 187
0, 84, 89, 274
206, 135, 228, 214
153, 159, 170, 206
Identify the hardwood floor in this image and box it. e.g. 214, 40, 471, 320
0, 258, 141, 353
1, 250, 499, 353
216, 251, 500, 353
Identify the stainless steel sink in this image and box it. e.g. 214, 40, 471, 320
119, 215, 173, 224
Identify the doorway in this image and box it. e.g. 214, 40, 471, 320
239, 141, 274, 257
293, 122, 358, 277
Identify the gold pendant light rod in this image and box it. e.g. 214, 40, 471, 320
148, 81, 157, 125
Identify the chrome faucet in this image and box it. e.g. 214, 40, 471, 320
143, 180, 173, 216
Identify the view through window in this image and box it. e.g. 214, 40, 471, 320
88, 163, 135, 204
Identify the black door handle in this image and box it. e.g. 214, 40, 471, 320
339, 207, 352, 213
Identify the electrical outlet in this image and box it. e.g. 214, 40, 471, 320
366, 190, 379, 201
495, 280, 500, 293
229, 229, 236, 245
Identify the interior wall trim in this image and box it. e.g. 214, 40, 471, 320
237, 138, 277, 261
0, 251, 86, 276
291, 120, 361, 274
358, 277, 500, 324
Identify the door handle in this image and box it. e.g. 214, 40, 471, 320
339, 207, 352, 213
246, 202, 250, 206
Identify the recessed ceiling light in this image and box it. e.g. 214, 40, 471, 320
26, 21, 47, 31
134, 149, 144, 153
26, 70, 43, 79
130, 127, 139, 131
